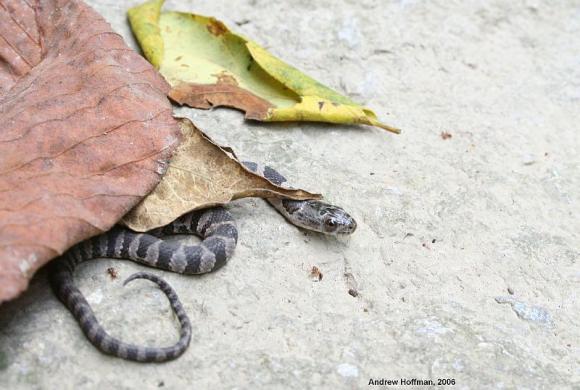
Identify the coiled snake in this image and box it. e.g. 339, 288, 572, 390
49, 162, 357, 362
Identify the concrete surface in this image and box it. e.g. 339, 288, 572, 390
1, 0, 578, 389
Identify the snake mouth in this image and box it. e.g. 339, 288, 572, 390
330, 218, 357, 235
338, 214, 357, 234
347, 219, 358, 234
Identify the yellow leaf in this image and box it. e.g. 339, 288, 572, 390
128, 0, 400, 133
127, 0, 164, 69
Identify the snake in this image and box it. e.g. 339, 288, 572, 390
49, 162, 357, 362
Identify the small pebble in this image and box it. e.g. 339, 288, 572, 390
336, 363, 359, 378
495, 296, 552, 326
385, 186, 402, 195
522, 154, 536, 165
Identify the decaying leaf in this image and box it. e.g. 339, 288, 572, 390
128, 0, 400, 133
123, 118, 321, 231
0, 0, 181, 302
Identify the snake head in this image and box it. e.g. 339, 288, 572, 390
278, 199, 357, 235
319, 205, 357, 235
292, 200, 357, 235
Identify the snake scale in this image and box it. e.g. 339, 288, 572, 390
49, 162, 357, 362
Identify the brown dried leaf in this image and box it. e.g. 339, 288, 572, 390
0, 0, 181, 303
123, 118, 321, 231
170, 81, 274, 121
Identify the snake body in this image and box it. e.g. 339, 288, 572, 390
49, 163, 356, 362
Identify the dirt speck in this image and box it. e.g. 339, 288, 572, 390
214, 71, 239, 86
106, 267, 118, 279
207, 19, 228, 36
310, 266, 323, 281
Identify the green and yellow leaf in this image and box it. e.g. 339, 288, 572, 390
128, 0, 399, 133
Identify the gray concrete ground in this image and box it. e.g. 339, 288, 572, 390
1, 0, 578, 389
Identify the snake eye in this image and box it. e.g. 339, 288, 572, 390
325, 219, 337, 228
